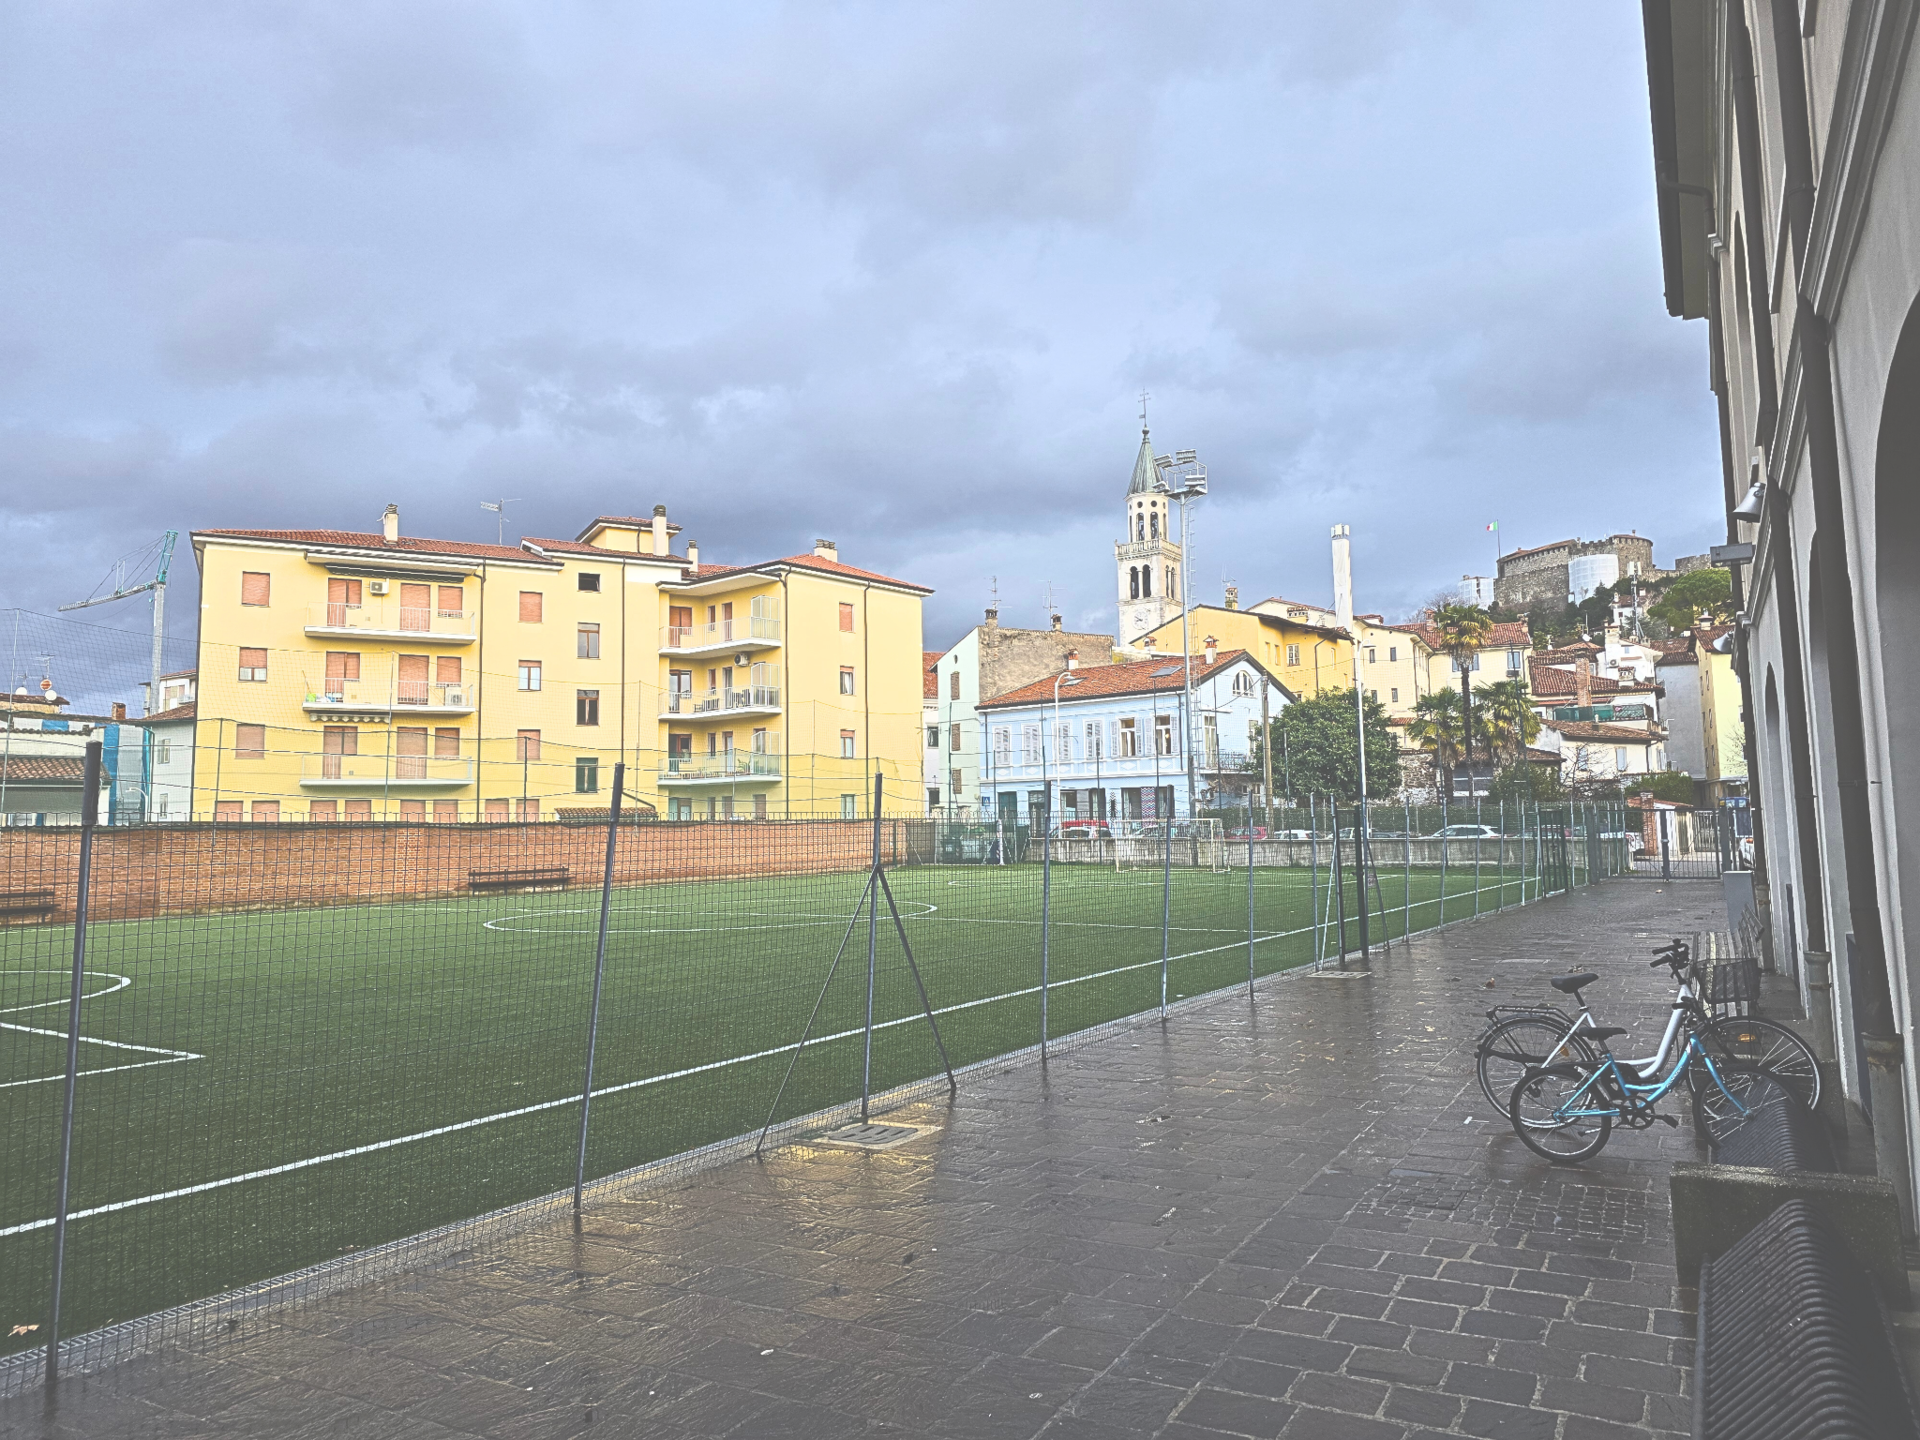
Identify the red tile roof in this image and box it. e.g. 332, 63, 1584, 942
1551, 720, 1661, 743
1501, 538, 1575, 561
196, 528, 539, 564
1400, 619, 1532, 651
134, 702, 197, 724
1528, 656, 1625, 696
924, 651, 942, 700
0, 756, 88, 782
979, 649, 1276, 709
521, 535, 690, 563
681, 552, 932, 594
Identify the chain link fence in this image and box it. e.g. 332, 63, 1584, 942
2, 755, 1629, 1394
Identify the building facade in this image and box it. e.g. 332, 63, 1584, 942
188, 507, 929, 822
1133, 601, 1353, 704
1642, 0, 1920, 1210
1493, 534, 1657, 610
1115, 428, 1184, 645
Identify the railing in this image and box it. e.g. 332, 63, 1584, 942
305, 603, 474, 640
661, 615, 781, 650
301, 756, 474, 785
1115, 539, 1179, 561
394, 681, 469, 710
304, 681, 472, 712
659, 751, 783, 781
1549, 704, 1651, 723
688, 684, 781, 714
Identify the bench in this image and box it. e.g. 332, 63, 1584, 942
1708, 1071, 1836, 1172
1695, 1198, 1919, 1438
468, 867, 570, 894
0, 889, 57, 921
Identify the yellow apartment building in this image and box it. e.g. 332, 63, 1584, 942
1131, 602, 1355, 701
189, 505, 930, 821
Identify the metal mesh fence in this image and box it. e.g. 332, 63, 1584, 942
1, 768, 1632, 1393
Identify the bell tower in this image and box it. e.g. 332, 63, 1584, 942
1115, 423, 1182, 647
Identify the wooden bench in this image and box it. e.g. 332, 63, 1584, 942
468, 867, 570, 894
0, 889, 57, 921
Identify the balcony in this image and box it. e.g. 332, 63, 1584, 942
660, 615, 781, 657
300, 755, 474, 787
658, 750, 783, 786
302, 681, 475, 718
1116, 539, 1180, 562
666, 681, 782, 718
304, 602, 475, 644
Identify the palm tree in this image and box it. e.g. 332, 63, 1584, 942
1476, 678, 1541, 765
1408, 689, 1476, 795
1431, 602, 1495, 790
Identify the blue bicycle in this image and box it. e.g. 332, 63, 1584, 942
1507, 970, 1774, 1163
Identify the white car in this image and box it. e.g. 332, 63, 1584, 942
1431, 824, 1502, 839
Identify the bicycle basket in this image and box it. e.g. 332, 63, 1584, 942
1705, 958, 1761, 1011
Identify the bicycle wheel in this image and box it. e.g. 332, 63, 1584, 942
1477, 1016, 1598, 1116
1691, 1060, 1781, 1144
1509, 1064, 1613, 1163
1693, 1017, 1821, 1111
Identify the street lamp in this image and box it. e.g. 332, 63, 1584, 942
1153, 451, 1207, 820
1050, 666, 1082, 826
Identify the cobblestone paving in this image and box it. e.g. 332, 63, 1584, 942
4, 882, 1739, 1439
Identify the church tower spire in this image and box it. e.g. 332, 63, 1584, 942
1114, 419, 1183, 648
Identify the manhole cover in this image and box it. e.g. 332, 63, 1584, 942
816, 1122, 933, 1151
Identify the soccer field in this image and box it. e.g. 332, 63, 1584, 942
1, 855, 1528, 1355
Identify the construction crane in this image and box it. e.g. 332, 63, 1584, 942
60, 531, 178, 715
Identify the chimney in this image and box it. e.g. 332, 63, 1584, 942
1050, 613, 1062, 632
111, 701, 126, 722
1224, 584, 1239, 611
984, 606, 998, 631
1065, 649, 1077, 671
813, 538, 837, 560
651, 504, 669, 556
1142, 632, 1155, 651
1330, 524, 1354, 632
1574, 655, 1592, 708
1204, 636, 1218, 666
382, 504, 400, 543
686, 539, 699, 570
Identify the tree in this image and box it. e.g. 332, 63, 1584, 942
1407, 689, 1477, 790
1264, 690, 1402, 802
1649, 568, 1734, 632
1430, 602, 1494, 781
1489, 761, 1566, 803
1476, 678, 1542, 764
1628, 769, 1699, 804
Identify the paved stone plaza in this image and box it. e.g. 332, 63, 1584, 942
6, 882, 1740, 1439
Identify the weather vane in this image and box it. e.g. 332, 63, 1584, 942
1138, 390, 1150, 427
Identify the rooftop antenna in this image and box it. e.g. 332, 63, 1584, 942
480, 498, 521, 547
1042, 581, 1056, 618
59, 531, 176, 715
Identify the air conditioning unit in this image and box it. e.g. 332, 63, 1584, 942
367, 579, 389, 595
444, 688, 466, 706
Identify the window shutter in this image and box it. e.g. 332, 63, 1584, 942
397, 654, 428, 681
438, 585, 463, 613
434, 727, 461, 757
235, 724, 265, 758
241, 572, 271, 606
519, 591, 543, 623
326, 651, 360, 680
239, 647, 267, 672
435, 656, 461, 683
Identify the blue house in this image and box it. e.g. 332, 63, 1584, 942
975, 647, 1292, 829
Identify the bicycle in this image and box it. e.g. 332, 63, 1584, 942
1505, 971, 1779, 1163
1474, 939, 1819, 1118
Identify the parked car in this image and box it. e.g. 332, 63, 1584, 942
1429, 824, 1502, 839
1267, 828, 1322, 841
1054, 819, 1111, 839
1224, 826, 1269, 840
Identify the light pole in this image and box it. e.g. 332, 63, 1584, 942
1049, 665, 1082, 813
1153, 451, 1207, 820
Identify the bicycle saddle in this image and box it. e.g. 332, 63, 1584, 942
1587, 1026, 1629, 1042
1550, 972, 1600, 994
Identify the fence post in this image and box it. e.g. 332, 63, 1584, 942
1474, 798, 1483, 916
1333, 803, 1348, 969
45, 739, 102, 1388
1246, 793, 1256, 999
862, 771, 882, 1121
1309, 794, 1321, 962
1355, 806, 1370, 965
1402, 795, 1412, 944
573, 761, 625, 1211
1660, 810, 1672, 881
1438, 797, 1447, 925
1159, 795, 1172, 1019
1040, 780, 1052, 1059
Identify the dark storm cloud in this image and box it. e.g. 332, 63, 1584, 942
0, 1, 1718, 694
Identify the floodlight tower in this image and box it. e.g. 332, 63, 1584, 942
1153, 449, 1207, 817
59, 532, 177, 714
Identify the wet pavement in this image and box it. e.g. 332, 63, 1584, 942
5, 881, 1739, 1439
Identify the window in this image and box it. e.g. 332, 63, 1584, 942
1167, 566, 1177, 599
1367, 648, 1376, 664
235, 723, 265, 759
1136, 513, 1145, 542
578, 623, 600, 659
1154, 715, 1174, 756
1232, 671, 1254, 696
241, 572, 271, 606
1390, 688, 1399, 703
668, 733, 691, 758
575, 757, 600, 793
238, 647, 268, 682
668, 605, 693, 644
397, 653, 428, 704
324, 652, 360, 687
577, 572, 601, 593
516, 730, 541, 762
928, 787, 941, 808
1057, 721, 1074, 762
840, 666, 856, 695
1202, 714, 1219, 766
1085, 720, 1104, 760
1141, 567, 1151, 598
395, 726, 428, 778
1021, 724, 1040, 764
1119, 717, 1139, 757
251, 801, 279, 823
518, 660, 541, 691
1129, 566, 1140, 600
519, 591, 543, 623
214, 800, 243, 823
927, 726, 939, 749
155, 739, 172, 764
434, 727, 460, 757
435, 655, 461, 685
326, 578, 361, 621
839, 602, 855, 632
321, 725, 356, 778
576, 690, 600, 726
432, 800, 458, 823
399, 800, 425, 822
1286, 643, 1300, 667
949, 669, 960, 700
840, 729, 856, 759
1149, 511, 1159, 539
1388, 645, 1398, 662
344, 799, 372, 821
1369, 689, 1378, 701
992, 727, 1012, 766
516, 798, 539, 822
1451, 653, 1482, 673
950, 767, 962, 793
1616, 747, 1630, 770
950, 722, 962, 750
309, 800, 337, 822
1508, 648, 1524, 676
841, 794, 857, 819
753, 794, 767, 820
485, 798, 510, 821
438, 585, 464, 615
399, 583, 431, 631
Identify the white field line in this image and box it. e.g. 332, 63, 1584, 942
0, 872, 1536, 1237
0, 971, 204, 1090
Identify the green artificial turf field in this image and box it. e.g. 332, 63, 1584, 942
1, 855, 1535, 1353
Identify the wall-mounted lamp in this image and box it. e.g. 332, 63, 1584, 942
1731, 481, 1766, 522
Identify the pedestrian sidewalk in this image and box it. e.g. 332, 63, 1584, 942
7, 881, 1736, 1439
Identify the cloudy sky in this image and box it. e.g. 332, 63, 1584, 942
0, 1, 1721, 694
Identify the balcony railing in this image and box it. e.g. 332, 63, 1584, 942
1116, 539, 1179, 562
671, 683, 782, 715
301, 755, 473, 786
659, 751, 783, 782
304, 602, 475, 642
1549, 704, 1651, 723
303, 680, 474, 714
661, 615, 781, 652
